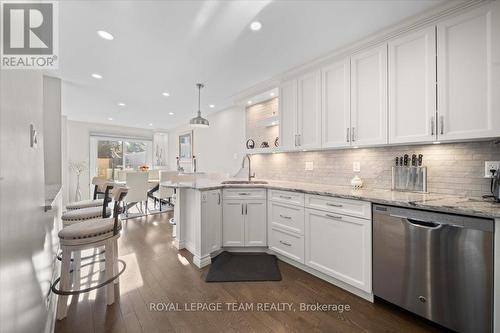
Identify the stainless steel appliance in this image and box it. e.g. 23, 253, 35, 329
492, 169, 500, 202
373, 205, 494, 333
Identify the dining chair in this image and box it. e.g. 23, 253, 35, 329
158, 171, 178, 210
125, 171, 149, 215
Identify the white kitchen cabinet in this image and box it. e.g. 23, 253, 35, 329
279, 80, 297, 150
268, 201, 305, 235
388, 26, 437, 144
437, 4, 500, 141
321, 58, 351, 148
222, 189, 267, 247
297, 71, 322, 149
244, 200, 267, 246
222, 200, 245, 247
305, 208, 372, 293
351, 44, 388, 146
201, 190, 222, 254
269, 227, 305, 264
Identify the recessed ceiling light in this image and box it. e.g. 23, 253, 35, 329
250, 21, 262, 31
107, 117, 113, 121
247, 100, 252, 105
433, 141, 441, 144
118, 102, 126, 107
91, 73, 103, 79
168, 112, 174, 115
149, 123, 153, 126
162, 92, 170, 97
97, 30, 114, 40
209, 104, 215, 108
270, 92, 275, 97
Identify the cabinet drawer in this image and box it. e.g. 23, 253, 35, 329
305, 194, 371, 220
269, 227, 305, 264
268, 201, 304, 235
223, 188, 266, 200
269, 189, 304, 206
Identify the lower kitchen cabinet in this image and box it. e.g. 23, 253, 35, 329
201, 190, 222, 254
245, 200, 267, 246
305, 208, 372, 293
269, 227, 305, 264
222, 191, 267, 247
222, 200, 245, 247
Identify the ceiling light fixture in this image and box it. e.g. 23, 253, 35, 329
247, 100, 252, 105
250, 21, 262, 31
97, 30, 114, 40
189, 83, 209, 128
91, 73, 103, 79
107, 117, 113, 121
118, 102, 126, 107
162, 92, 170, 97
168, 112, 174, 115
209, 104, 215, 108
149, 123, 153, 127
270, 92, 275, 97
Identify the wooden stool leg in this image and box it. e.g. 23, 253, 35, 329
73, 251, 81, 289
105, 240, 115, 305
113, 239, 119, 284
57, 246, 71, 320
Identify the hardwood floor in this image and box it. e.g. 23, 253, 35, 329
55, 212, 448, 333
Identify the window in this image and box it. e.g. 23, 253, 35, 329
90, 135, 153, 182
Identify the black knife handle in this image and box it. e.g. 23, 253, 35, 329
395, 157, 399, 166
411, 154, 417, 166
418, 154, 423, 166
403, 154, 409, 166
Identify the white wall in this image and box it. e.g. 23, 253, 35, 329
43, 76, 62, 185
0, 71, 52, 333
65, 120, 153, 202
168, 106, 246, 176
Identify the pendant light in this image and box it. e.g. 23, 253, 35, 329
190, 83, 209, 128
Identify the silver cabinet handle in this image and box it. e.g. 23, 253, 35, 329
217, 192, 221, 205
279, 240, 292, 247
279, 214, 291, 219
297, 134, 301, 146
241, 203, 244, 215
440, 115, 444, 135
326, 214, 343, 220
245, 203, 248, 215
346, 127, 350, 142
238, 193, 250, 196
326, 202, 343, 207
430, 116, 435, 136
351, 127, 355, 142
279, 195, 292, 199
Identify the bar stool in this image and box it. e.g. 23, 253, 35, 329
53, 187, 128, 320
61, 182, 114, 227
66, 178, 110, 210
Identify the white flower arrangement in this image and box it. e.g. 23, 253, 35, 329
69, 160, 87, 175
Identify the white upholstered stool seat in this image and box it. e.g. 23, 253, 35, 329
66, 198, 104, 210
59, 218, 121, 243
62, 206, 111, 223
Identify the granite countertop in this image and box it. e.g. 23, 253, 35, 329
44, 184, 62, 211
161, 179, 500, 219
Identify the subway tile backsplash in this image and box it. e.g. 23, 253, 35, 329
251, 141, 500, 198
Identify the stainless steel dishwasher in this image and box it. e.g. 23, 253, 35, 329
373, 204, 494, 333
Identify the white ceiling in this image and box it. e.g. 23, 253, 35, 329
56, 0, 445, 130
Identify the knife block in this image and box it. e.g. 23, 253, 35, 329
391, 166, 427, 193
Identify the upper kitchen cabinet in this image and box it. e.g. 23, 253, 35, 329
388, 27, 437, 144
279, 80, 297, 150
321, 58, 351, 148
351, 44, 388, 146
296, 71, 322, 149
436, 4, 500, 141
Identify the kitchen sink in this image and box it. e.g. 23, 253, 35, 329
221, 180, 268, 185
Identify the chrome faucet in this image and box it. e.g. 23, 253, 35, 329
242, 154, 255, 182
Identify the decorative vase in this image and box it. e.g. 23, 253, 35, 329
75, 175, 82, 202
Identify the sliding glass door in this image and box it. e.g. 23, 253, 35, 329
89, 135, 153, 184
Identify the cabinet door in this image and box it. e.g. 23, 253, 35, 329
279, 80, 297, 150
388, 26, 437, 144
305, 209, 372, 293
351, 44, 388, 146
437, 4, 500, 140
244, 200, 267, 246
297, 71, 321, 149
202, 190, 222, 254
222, 200, 245, 247
321, 58, 351, 148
